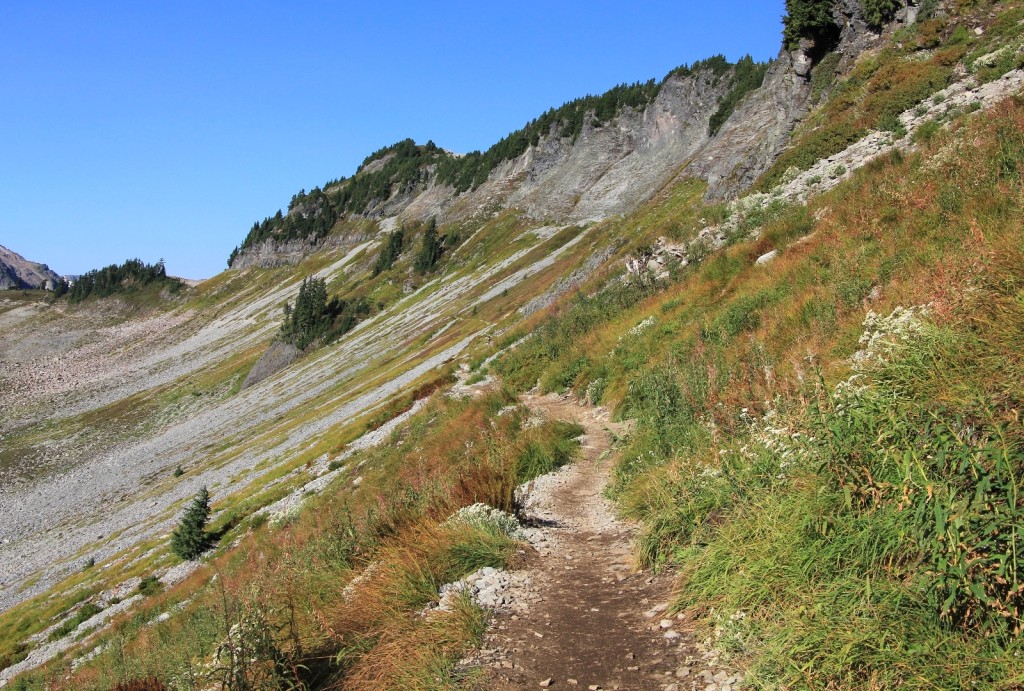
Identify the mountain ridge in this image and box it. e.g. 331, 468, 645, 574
229, 0, 900, 272
4, 0, 1024, 686
0, 245, 61, 291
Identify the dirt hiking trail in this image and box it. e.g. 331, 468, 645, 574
468, 393, 741, 691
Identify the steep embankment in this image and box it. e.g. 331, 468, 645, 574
229, 53, 816, 269
0, 220, 606, 616
229, 0, 909, 273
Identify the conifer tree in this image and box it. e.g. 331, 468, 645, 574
170, 486, 211, 560
782, 0, 839, 50
280, 276, 330, 349
373, 226, 405, 276
414, 218, 442, 274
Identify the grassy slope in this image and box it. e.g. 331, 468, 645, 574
11, 392, 582, 689
491, 12, 1024, 685
6, 2, 1024, 688
490, 4, 1024, 686
0, 195, 606, 683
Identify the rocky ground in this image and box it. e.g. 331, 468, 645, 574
0, 222, 591, 617
627, 68, 1024, 284
462, 394, 741, 691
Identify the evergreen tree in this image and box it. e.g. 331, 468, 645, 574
170, 486, 211, 560
782, 0, 839, 50
280, 276, 330, 349
373, 226, 405, 276
67, 258, 179, 303
708, 55, 770, 136
861, 0, 901, 26
414, 218, 442, 274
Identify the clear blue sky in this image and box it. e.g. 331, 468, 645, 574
1, 1, 784, 279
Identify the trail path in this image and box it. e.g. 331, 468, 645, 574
469, 393, 741, 691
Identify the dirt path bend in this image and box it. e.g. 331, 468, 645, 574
468, 393, 741, 691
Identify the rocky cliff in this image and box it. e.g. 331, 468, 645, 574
0, 244, 61, 290
455, 66, 735, 222
231, 2, 918, 269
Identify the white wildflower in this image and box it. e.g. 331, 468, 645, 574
446, 503, 525, 540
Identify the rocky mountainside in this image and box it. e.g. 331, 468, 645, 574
4, 0, 1024, 687
0, 245, 61, 290
230, 0, 899, 271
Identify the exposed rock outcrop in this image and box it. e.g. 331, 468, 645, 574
232, 5, 904, 267
0, 244, 61, 290
241, 340, 301, 389
684, 51, 812, 201
230, 224, 376, 269
685, 0, 922, 201
474, 67, 735, 222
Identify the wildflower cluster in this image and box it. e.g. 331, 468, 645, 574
445, 503, 525, 540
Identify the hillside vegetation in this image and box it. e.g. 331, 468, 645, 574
4, 0, 1024, 689
66, 258, 182, 304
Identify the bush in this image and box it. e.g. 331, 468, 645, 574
47, 602, 103, 641
138, 575, 163, 597
373, 227, 405, 276
861, 0, 902, 27
914, 118, 942, 143
445, 503, 524, 540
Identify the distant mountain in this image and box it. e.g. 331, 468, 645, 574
0, 244, 61, 290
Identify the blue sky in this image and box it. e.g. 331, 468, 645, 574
1, 2, 784, 279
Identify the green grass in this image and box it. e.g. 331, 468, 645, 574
6, 4, 1024, 687
515, 420, 584, 482
46, 603, 103, 642
488, 76, 1024, 687
17, 390, 580, 689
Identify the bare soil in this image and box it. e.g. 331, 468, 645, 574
468, 393, 739, 691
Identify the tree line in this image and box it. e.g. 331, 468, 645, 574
66, 258, 179, 303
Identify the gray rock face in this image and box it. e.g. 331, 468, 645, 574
237, 17, 893, 267
231, 225, 376, 269
473, 67, 732, 222
240, 340, 301, 389
0, 244, 61, 290
833, 0, 922, 71
680, 1, 914, 201
683, 50, 812, 201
